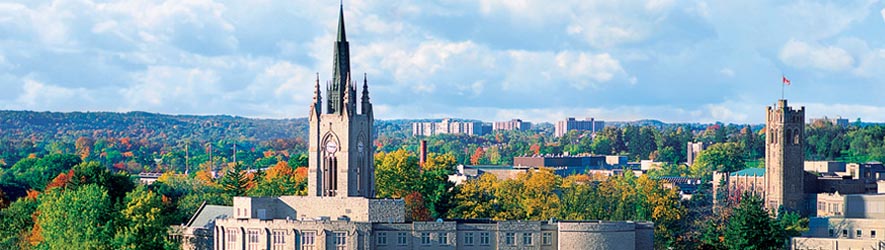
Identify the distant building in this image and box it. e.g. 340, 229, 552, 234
554, 117, 604, 137
138, 172, 164, 185
791, 193, 885, 249
685, 142, 708, 166
605, 156, 628, 167
655, 177, 702, 200
492, 119, 531, 131
514, 155, 608, 176
412, 118, 489, 136
810, 116, 849, 128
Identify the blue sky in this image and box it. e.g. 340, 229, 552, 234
1, 0, 884, 124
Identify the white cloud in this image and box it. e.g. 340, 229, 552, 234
555, 51, 624, 89
15, 79, 94, 109
1, 0, 884, 123
881, 8, 885, 24
779, 40, 854, 71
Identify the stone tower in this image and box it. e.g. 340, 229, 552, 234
308, 4, 375, 198
764, 99, 805, 215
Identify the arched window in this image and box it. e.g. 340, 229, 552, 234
786, 129, 792, 145
793, 129, 800, 145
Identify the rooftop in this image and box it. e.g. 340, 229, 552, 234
730, 168, 765, 177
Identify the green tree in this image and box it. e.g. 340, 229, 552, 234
114, 186, 175, 250
0, 197, 38, 249
218, 163, 249, 197
691, 142, 745, 180
37, 184, 115, 250
590, 135, 613, 155
374, 150, 421, 198
723, 194, 781, 250
449, 173, 499, 219
68, 161, 134, 201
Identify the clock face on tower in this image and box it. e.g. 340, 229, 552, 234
325, 141, 338, 154
358, 141, 364, 153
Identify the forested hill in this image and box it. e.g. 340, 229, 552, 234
0, 110, 309, 142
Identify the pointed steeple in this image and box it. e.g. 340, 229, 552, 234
313, 73, 322, 114
329, 2, 351, 115
361, 73, 371, 115
361, 73, 369, 103
337, 4, 347, 42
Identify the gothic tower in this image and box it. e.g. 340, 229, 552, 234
308, 4, 375, 198
764, 99, 806, 215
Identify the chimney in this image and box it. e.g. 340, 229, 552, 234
419, 140, 427, 167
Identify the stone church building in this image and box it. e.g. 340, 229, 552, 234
212, 5, 653, 250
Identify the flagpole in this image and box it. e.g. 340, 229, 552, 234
781, 74, 785, 100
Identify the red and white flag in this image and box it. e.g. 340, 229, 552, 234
782, 75, 791, 85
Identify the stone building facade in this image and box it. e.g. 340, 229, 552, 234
765, 99, 807, 215
685, 142, 708, 166
214, 216, 653, 250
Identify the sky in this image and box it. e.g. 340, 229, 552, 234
1, 0, 884, 124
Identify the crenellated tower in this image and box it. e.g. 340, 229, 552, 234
308, 4, 375, 198
764, 99, 806, 215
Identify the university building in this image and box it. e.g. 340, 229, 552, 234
704, 99, 885, 249
211, 5, 653, 250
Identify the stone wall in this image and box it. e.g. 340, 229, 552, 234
557, 221, 639, 250
230, 196, 404, 223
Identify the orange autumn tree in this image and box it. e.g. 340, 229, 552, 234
248, 161, 307, 196
470, 147, 486, 165
404, 191, 432, 221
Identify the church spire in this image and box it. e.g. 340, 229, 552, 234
337, 3, 346, 42
329, 2, 351, 115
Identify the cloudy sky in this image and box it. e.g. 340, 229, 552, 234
1, 0, 884, 124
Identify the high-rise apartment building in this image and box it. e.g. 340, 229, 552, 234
554, 117, 604, 137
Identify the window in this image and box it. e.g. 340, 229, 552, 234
829, 229, 835, 237
377, 232, 387, 245
226, 228, 238, 250
421, 232, 431, 245
523, 233, 533, 245
464, 232, 474, 245
505, 232, 515, 245
247, 229, 261, 250
302, 231, 316, 250
857, 230, 863, 238
438, 232, 448, 245
479, 232, 490, 245
872, 230, 877, 238
271, 230, 286, 250
542, 232, 552, 245
397, 232, 408, 246
843, 230, 849, 238
334, 232, 347, 250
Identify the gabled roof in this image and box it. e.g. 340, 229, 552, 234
185, 202, 233, 229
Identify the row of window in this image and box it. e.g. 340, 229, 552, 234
829, 228, 878, 239
375, 231, 554, 246
222, 229, 344, 250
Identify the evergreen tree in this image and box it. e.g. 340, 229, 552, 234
723, 194, 781, 250
218, 163, 249, 197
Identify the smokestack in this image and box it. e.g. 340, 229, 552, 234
419, 140, 427, 167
